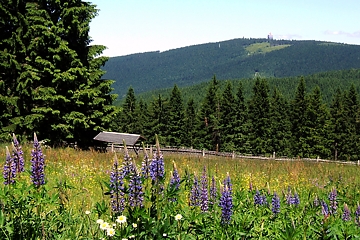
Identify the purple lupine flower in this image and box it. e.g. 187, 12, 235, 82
328, 187, 337, 215
254, 190, 262, 205
141, 144, 151, 179
200, 166, 209, 212
189, 174, 200, 207
30, 133, 45, 187
219, 176, 233, 225
271, 192, 281, 215
254, 190, 267, 205
355, 204, 360, 226
293, 192, 300, 205
12, 134, 24, 173
3, 146, 16, 185
209, 175, 217, 206
110, 153, 125, 214
122, 144, 136, 177
321, 200, 329, 216
128, 167, 144, 208
224, 172, 232, 193
149, 150, 165, 182
342, 203, 351, 221
169, 162, 180, 202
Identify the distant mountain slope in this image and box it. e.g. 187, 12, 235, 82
102, 38, 360, 99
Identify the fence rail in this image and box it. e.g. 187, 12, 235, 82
105, 144, 360, 166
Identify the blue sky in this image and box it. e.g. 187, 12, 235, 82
89, 0, 360, 57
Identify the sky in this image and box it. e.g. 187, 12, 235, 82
89, 0, 360, 57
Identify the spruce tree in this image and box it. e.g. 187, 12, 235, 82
120, 86, 137, 133
219, 81, 236, 151
195, 75, 221, 150
330, 88, 347, 160
148, 94, 168, 144
302, 86, 331, 158
167, 84, 185, 147
247, 78, 271, 155
342, 84, 359, 160
184, 98, 197, 148
1, 0, 117, 147
290, 77, 308, 157
269, 88, 291, 157
233, 82, 249, 153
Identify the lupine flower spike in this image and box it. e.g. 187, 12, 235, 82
355, 203, 360, 226
141, 142, 151, 178
342, 203, 351, 221
149, 135, 165, 182
122, 140, 135, 177
189, 173, 200, 207
128, 161, 144, 208
209, 175, 217, 206
328, 187, 337, 215
219, 174, 233, 224
200, 166, 209, 212
169, 161, 181, 202
12, 133, 24, 173
271, 192, 281, 215
3, 146, 16, 185
30, 133, 45, 187
110, 153, 125, 214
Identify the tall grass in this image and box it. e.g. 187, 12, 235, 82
1, 144, 360, 239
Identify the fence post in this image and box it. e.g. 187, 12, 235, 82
111, 144, 114, 153
202, 149, 205, 157
273, 151, 276, 159
358, 160, 360, 166
232, 151, 235, 159
150, 146, 153, 157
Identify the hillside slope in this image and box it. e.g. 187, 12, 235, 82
102, 38, 360, 99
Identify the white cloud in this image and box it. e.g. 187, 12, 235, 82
324, 30, 360, 38
274, 34, 302, 40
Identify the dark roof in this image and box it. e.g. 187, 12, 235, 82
93, 131, 143, 146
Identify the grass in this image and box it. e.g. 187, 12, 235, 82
245, 42, 291, 55
2, 144, 360, 239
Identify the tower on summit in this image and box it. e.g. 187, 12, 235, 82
267, 32, 273, 40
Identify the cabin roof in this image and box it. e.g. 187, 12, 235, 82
93, 131, 143, 146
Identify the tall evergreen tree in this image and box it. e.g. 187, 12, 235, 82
219, 81, 236, 152
233, 82, 249, 153
302, 86, 331, 158
184, 98, 197, 148
167, 84, 185, 147
120, 86, 137, 133
0, 0, 27, 140
148, 94, 168, 144
290, 77, 308, 157
1, 1, 117, 147
342, 84, 360, 160
134, 98, 149, 137
247, 78, 271, 155
330, 88, 347, 160
269, 88, 291, 157
195, 75, 221, 150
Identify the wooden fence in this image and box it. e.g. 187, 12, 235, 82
106, 144, 360, 166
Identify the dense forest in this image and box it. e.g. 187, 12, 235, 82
135, 69, 360, 107
103, 38, 360, 99
113, 73, 360, 161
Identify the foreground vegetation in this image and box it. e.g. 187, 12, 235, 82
1, 136, 360, 239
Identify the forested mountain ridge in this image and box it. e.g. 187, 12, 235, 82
102, 38, 360, 99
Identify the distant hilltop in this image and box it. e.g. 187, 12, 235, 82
101, 38, 360, 99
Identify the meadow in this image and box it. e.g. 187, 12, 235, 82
1, 137, 360, 239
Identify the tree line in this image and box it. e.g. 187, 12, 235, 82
115, 76, 360, 161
